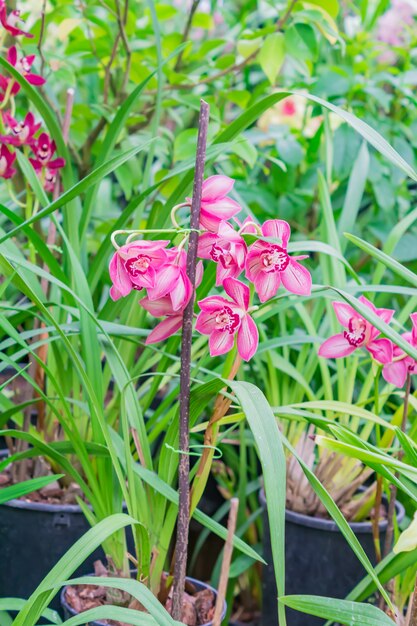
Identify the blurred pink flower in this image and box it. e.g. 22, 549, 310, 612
198, 220, 247, 285
245, 219, 312, 302
381, 313, 417, 387
0, 3, 33, 38
109, 240, 169, 301
189, 175, 241, 233
318, 297, 394, 360
377, 0, 415, 45
0, 111, 40, 146
30, 133, 65, 169
0, 144, 16, 178
0, 47, 45, 100
196, 277, 258, 361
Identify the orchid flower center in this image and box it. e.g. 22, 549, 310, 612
8, 11, 20, 27
38, 143, 51, 162
215, 306, 240, 334
16, 57, 31, 74
344, 317, 367, 347
125, 255, 151, 277
261, 245, 289, 273
210, 242, 233, 268
12, 122, 29, 142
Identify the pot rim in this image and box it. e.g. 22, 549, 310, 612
60, 575, 227, 626
259, 488, 405, 533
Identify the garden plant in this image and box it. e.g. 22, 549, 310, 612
1, 1, 417, 626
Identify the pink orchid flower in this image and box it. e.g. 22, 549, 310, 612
245, 219, 312, 302
318, 296, 395, 361
0, 144, 16, 179
198, 220, 247, 286
109, 240, 169, 301
195, 277, 259, 361
1, 111, 41, 146
0, 47, 45, 99
30, 133, 65, 169
381, 313, 417, 387
147, 247, 203, 312
188, 175, 241, 233
0, 3, 33, 37
140, 295, 184, 345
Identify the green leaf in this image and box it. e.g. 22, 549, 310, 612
0, 601, 61, 625
228, 381, 287, 626
301, 0, 339, 18
280, 596, 395, 625
0, 474, 64, 505
258, 33, 285, 84
59, 606, 182, 626
345, 233, 417, 288
0, 141, 157, 246
338, 142, 370, 248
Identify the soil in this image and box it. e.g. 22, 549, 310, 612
65, 563, 216, 626
0, 457, 83, 505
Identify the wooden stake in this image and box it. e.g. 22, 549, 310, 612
213, 498, 239, 626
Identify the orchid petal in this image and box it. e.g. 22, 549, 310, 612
261, 219, 291, 248
170, 271, 192, 311
382, 361, 408, 388
140, 296, 174, 317
197, 232, 218, 259
254, 270, 281, 303
195, 310, 218, 335
146, 316, 183, 344
237, 314, 259, 361
332, 301, 355, 328
202, 175, 234, 201
109, 253, 132, 297
281, 259, 312, 296
223, 277, 249, 310
209, 329, 235, 357
197, 295, 235, 312
367, 338, 393, 364
148, 265, 180, 300
318, 334, 357, 358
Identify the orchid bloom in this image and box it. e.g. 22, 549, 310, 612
195, 278, 259, 361
140, 295, 185, 345
318, 297, 394, 362
0, 111, 41, 146
0, 3, 33, 37
0, 47, 45, 99
30, 132, 65, 168
109, 240, 169, 301
0, 7, 32, 38
189, 175, 241, 233
245, 219, 312, 302
0, 144, 16, 178
147, 247, 203, 312
381, 313, 417, 387
198, 220, 247, 286
29, 132, 66, 191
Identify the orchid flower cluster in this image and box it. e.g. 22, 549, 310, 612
319, 297, 417, 388
0, 2, 65, 191
109, 175, 312, 361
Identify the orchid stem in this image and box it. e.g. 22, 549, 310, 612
171, 99, 209, 621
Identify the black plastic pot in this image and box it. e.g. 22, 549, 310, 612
0, 497, 104, 609
260, 490, 405, 626
61, 576, 227, 626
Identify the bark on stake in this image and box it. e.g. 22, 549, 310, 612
213, 497, 239, 626
171, 99, 210, 621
